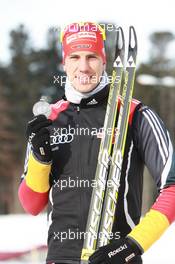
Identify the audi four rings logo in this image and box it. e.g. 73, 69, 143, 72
50, 133, 74, 145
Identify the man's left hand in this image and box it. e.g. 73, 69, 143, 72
89, 238, 142, 264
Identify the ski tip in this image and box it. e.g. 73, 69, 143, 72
127, 26, 137, 62
129, 26, 137, 51
115, 26, 125, 61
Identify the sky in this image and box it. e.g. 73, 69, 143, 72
1, 0, 175, 65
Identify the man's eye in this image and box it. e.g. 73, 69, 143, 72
88, 55, 97, 59
69, 56, 79, 59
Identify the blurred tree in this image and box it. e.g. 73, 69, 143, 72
135, 31, 175, 143
0, 81, 17, 213
150, 32, 174, 64
135, 31, 175, 213
0, 24, 174, 214
0, 24, 64, 213
9, 24, 30, 57
3, 25, 64, 154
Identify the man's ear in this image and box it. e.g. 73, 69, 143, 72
63, 64, 66, 72
103, 63, 106, 71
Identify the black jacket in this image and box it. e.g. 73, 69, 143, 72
23, 85, 173, 264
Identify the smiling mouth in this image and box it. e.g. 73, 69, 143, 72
75, 75, 93, 84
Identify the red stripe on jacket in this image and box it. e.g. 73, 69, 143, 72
152, 185, 175, 224
18, 180, 49, 215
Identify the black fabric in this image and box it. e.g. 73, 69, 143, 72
26, 114, 52, 162
49, 260, 142, 264
46, 85, 171, 263
46, 87, 143, 263
89, 238, 142, 264
23, 85, 173, 264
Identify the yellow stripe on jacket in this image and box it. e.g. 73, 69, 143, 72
25, 153, 51, 193
128, 209, 169, 252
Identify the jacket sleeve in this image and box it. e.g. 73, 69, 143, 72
18, 143, 51, 215
132, 105, 173, 190
18, 100, 70, 215
127, 105, 175, 252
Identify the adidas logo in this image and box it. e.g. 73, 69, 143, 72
87, 99, 98, 105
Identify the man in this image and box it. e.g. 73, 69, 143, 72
18, 22, 175, 264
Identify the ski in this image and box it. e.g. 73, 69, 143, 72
81, 27, 125, 264
97, 26, 137, 247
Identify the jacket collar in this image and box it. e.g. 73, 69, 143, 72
63, 84, 109, 108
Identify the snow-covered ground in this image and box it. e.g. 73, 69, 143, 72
0, 214, 174, 263
0, 214, 47, 263
142, 222, 175, 263
0, 214, 47, 252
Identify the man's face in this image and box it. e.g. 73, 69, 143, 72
64, 51, 105, 93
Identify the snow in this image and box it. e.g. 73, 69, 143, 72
0, 214, 175, 263
0, 214, 47, 252
142, 222, 175, 263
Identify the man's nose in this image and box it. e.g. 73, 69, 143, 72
78, 58, 90, 72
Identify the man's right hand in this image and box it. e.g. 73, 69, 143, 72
26, 115, 52, 162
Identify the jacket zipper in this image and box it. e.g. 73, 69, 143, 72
74, 105, 84, 234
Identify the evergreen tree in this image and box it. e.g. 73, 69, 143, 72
135, 31, 175, 142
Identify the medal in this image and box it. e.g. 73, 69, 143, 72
32, 97, 51, 118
